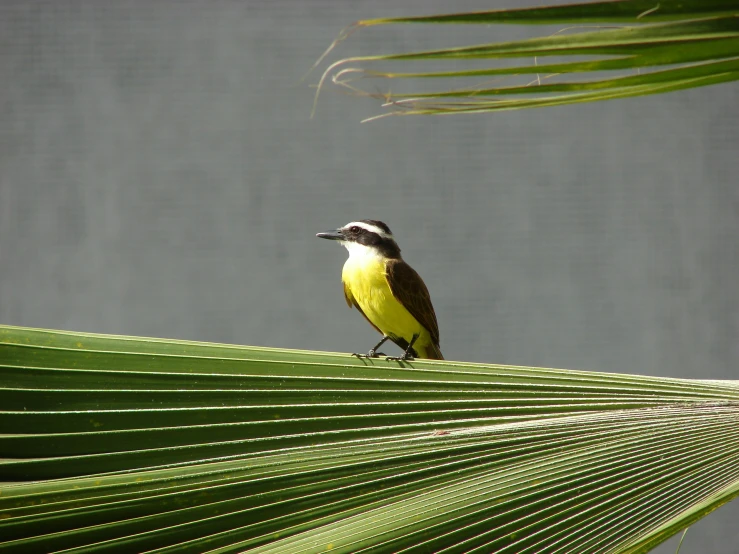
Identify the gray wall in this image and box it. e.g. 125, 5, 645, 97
1, 1, 737, 551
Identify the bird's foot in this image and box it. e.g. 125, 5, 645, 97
385, 353, 415, 362
352, 350, 386, 359
386, 334, 419, 362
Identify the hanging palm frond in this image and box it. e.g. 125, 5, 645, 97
311, 0, 739, 119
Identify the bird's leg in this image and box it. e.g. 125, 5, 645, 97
353, 335, 389, 358
386, 334, 419, 361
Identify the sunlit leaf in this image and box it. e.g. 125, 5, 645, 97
1, 325, 738, 552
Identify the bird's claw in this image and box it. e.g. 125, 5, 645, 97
352, 351, 386, 359
385, 354, 415, 362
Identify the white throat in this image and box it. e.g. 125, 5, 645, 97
341, 241, 385, 263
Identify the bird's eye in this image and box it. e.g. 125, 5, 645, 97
350, 226, 360, 233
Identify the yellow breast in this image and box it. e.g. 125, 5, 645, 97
342, 256, 427, 344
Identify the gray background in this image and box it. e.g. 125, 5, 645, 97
1, 1, 737, 551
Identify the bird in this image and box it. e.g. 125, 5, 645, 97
316, 220, 443, 360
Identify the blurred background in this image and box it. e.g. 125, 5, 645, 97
0, 1, 737, 550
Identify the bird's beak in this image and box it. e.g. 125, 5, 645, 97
316, 229, 344, 241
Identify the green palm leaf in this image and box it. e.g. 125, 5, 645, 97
1, 325, 738, 552
311, 0, 739, 119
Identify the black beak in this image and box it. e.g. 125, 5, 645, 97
316, 229, 344, 241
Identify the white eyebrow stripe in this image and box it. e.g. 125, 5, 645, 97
344, 221, 393, 239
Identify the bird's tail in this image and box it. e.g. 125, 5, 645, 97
419, 343, 444, 360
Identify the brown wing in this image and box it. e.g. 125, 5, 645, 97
343, 281, 383, 335
386, 259, 440, 345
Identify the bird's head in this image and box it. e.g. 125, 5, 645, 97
316, 220, 401, 259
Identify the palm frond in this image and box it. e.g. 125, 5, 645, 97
2, 325, 739, 552
311, 0, 739, 119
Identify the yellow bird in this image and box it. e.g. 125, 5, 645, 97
317, 220, 443, 360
